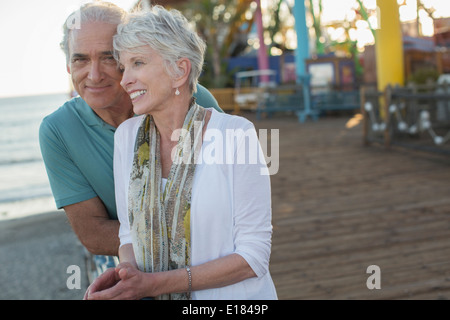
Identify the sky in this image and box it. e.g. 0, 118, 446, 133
0, 0, 449, 98
0, 0, 137, 98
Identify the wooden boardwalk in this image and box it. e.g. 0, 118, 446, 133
247, 111, 450, 300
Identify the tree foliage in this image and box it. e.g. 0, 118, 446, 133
180, 0, 254, 88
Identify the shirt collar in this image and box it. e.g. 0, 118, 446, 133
78, 97, 117, 131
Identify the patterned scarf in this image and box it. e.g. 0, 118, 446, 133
127, 102, 206, 300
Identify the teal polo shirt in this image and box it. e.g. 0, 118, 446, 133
39, 84, 221, 220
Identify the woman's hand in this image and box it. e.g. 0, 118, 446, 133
84, 254, 256, 299
85, 262, 155, 300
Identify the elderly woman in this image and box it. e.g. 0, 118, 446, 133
85, 5, 277, 300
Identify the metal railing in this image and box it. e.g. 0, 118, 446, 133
362, 83, 450, 154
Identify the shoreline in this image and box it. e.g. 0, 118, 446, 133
0, 196, 62, 222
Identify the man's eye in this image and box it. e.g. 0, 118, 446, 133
104, 56, 116, 62
71, 57, 87, 64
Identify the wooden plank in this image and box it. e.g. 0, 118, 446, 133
243, 112, 450, 300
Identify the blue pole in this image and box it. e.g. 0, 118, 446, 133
293, 0, 309, 78
293, 0, 317, 122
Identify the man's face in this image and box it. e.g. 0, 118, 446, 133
67, 21, 129, 111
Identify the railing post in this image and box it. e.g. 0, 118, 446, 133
384, 85, 392, 149
360, 85, 369, 146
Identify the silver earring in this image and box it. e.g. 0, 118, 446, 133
175, 88, 180, 96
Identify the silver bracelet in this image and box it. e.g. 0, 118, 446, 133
186, 266, 192, 299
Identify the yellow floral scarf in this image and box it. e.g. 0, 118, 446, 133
127, 102, 206, 300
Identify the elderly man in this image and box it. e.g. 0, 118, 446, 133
39, 2, 221, 279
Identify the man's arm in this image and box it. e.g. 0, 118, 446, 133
64, 197, 120, 256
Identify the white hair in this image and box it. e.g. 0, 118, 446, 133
113, 5, 206, 94
61, 2, 126, 64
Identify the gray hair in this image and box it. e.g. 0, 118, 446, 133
61, 2, 126, 64
113, 5, 206, 94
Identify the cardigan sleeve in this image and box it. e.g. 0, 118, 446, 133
114, 123, 133, 248
231, 122, 273, 278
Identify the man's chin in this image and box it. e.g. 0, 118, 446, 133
82, 95, 114, 110
80, 87, 130, 109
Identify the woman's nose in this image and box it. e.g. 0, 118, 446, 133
120, 69, 134, 89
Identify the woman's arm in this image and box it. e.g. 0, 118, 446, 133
150, 253, 256, 297
119, 243, 138, 268
87, 252, 256, 299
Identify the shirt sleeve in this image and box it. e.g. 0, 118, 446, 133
39, 118, 97, 209
113, 125, 132, 247
194, 84, 223, 113
232, 122, 273, 278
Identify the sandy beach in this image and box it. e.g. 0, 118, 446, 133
0, 211, 88, 299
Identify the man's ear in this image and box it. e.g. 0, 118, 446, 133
172, 58, 191, 89
66, 64, 71, 74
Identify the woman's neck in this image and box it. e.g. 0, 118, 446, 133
152, 96, 191, 144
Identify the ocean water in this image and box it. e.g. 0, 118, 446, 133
0, 93, 69, 220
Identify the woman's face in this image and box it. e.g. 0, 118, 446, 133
119, 46, 173, 115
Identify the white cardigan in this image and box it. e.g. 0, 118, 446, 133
113, 108, 277, 300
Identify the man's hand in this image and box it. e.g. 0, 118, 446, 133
84, 267, 120, 300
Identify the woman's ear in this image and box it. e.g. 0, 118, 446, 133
172, 58, 191, 89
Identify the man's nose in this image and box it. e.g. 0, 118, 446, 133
87, 61, 102, 82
